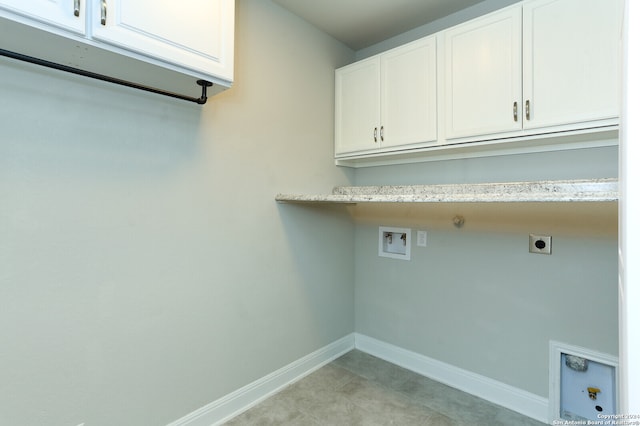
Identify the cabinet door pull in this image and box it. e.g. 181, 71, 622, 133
525, 100, 530, 121
513, 101, 518, 122
374, 127, 378, 143
73, 0, 80, 17
100, 0, 107, 25
380, 126, 384, 142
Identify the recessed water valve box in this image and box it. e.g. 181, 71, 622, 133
379, 226, 411, 260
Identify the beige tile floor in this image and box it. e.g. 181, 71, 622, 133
224, 350, 547, 425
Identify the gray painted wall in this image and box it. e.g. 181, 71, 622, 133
0, 1, 355, 424
352, 147, 619, 397
350, 0, 619, 399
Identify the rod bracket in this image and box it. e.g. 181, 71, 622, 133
196, 80, 213, 105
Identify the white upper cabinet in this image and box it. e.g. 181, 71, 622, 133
335, 57, 381, 155
381, 37, 438, 149
0, 0, 86, 34
0, 0, 234, 97
522, 0, 622, 129
444, 0, 622, 141
335, 0, 622, 166
335, 36, 437, 156
91, 0, 234, 81
444, 6, 522, 140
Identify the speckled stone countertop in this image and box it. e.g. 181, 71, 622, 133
275, 178, 618, 204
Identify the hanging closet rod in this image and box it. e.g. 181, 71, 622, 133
0, 48, 212, 105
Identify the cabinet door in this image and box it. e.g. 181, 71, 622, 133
444, 6, 522, 139
381, 36, 437, 149
91, 0, 234, 81
335, 58, 381, 156
522, 0, 622, 129
0, 0, 85, 34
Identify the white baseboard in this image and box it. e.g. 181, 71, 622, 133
169, 333, 549, 425
355, 333, 549, 424
167, 334, 355, 426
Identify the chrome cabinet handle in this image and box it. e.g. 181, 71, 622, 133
74, 0, 80, 17
525, 100, 530, 121
101, 0, 107, 25
374, 127, 378, 143
380, 126, 384, 142
513, 101, 518, 122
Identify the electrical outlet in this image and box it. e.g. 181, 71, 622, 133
529, 234, 551, 255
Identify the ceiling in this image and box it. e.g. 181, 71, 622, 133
272, 0, 487, 51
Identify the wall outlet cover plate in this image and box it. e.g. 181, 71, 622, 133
417, 230, 427, 247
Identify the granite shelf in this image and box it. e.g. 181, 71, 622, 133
275, 178, 618, 204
